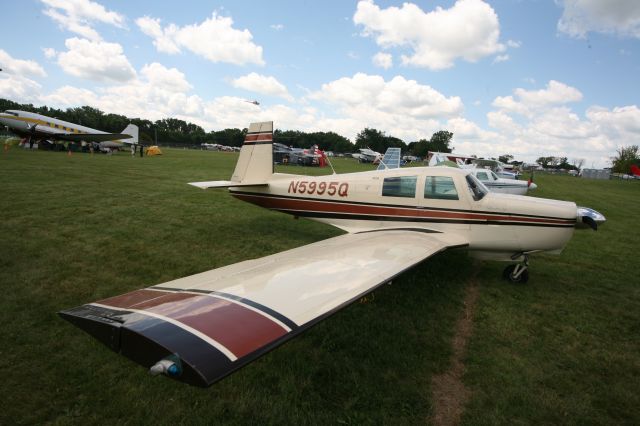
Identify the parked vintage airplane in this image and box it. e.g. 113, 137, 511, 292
0, 109, 138, 149
468, 168, 537, 195
60, 121, 605, 387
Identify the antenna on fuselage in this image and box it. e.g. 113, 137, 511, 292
325, 155, 337, 175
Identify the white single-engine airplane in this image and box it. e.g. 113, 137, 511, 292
0, 109, 138, 149
60, 121, 605, 387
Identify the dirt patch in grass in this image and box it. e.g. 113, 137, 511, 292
430, 268, 480, 426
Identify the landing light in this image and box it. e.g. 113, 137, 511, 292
149, 354, 183, 377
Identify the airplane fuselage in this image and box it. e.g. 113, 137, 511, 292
0, 110, 103, 138
230, 167, 576, 261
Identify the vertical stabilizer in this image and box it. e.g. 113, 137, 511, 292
231, 121, 273, 183
121, 124, 139, 144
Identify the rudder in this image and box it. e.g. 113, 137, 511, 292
231, 121, 273, 183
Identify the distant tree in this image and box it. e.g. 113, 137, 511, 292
409, 130, 453, 157
572, 158, 585, 171
536, 156, 553, 168
611, 145, 640, 173
429, 130, 453, 153
498, 154, 514, 164
355, 128, 404, 153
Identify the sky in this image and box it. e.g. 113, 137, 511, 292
1, 0, 639, 167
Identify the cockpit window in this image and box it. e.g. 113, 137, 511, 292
2, 111, 18, 117
466, 174, 488, 201
424, 176, 459, 200
476, 171, 489, 181
382, 176, 417, 198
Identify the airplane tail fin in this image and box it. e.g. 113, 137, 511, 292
121, 124, 139, 144
230, 121, 273, 183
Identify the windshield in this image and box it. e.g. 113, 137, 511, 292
465, 173, 489, 201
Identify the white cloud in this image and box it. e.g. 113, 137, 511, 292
0, 74, 43, 104
372, 52, 393, 69
558, 0, 640, 38
231, 73, 293, 101
41, 0, 126, 41
493, 54, 509, 64
309, 73, 463, 141
42, 47, 57, 59
506, 40, 521, 48
353, 0, 506, 70
56, 37, 136, 82
0, 49, 47, 77
492, 80, 583, 117
270, 24, 284, 31
136, 13, 265, 65
312, 73, 463, 118
484, 81, 640, 167
42, 62, 203, 121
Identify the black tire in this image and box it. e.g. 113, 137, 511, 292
503, 264, 529, 283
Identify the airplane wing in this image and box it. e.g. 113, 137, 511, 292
59, 229, 467, 387
56, 133, 133, 142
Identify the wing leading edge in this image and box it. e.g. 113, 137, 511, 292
59, 229, 467, 387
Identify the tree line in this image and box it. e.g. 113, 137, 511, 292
0, 98, 453, 155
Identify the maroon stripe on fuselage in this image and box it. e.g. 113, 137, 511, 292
95, 288, 288, 358
231, 192, 575, 226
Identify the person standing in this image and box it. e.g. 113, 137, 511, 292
131, 144, 135, 157
139, 144, 144, 157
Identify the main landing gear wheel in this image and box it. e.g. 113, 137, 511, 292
503, 264, 529, 283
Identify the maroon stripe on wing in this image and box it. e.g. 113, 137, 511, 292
143, 294, 287, 358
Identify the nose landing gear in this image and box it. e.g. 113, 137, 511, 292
503, 254, 529, 283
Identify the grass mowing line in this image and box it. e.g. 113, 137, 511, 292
431, 264, 480, 426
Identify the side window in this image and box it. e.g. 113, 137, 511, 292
424, 176, 459, 200
476, 171, 488, 181
382, 176, 417, 198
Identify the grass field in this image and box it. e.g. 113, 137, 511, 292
1, 146, 638, 425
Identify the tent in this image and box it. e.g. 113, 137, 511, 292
145, 145, 163, 156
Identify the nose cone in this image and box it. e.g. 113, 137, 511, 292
576, 207, 606, 230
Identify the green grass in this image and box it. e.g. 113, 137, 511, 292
0, 148, 638, 424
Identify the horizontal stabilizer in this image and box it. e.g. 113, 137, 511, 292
188, 180, 268, 189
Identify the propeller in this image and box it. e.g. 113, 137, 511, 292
576, 207, 606, 231
25, 123, 38, 147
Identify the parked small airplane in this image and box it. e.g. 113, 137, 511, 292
0, 109, 138, 150
355, 147, 382, 163
60, 121, 605, 387
201, 143, 240, 152
468, 168, 537, 195
273, 143, 327, 166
